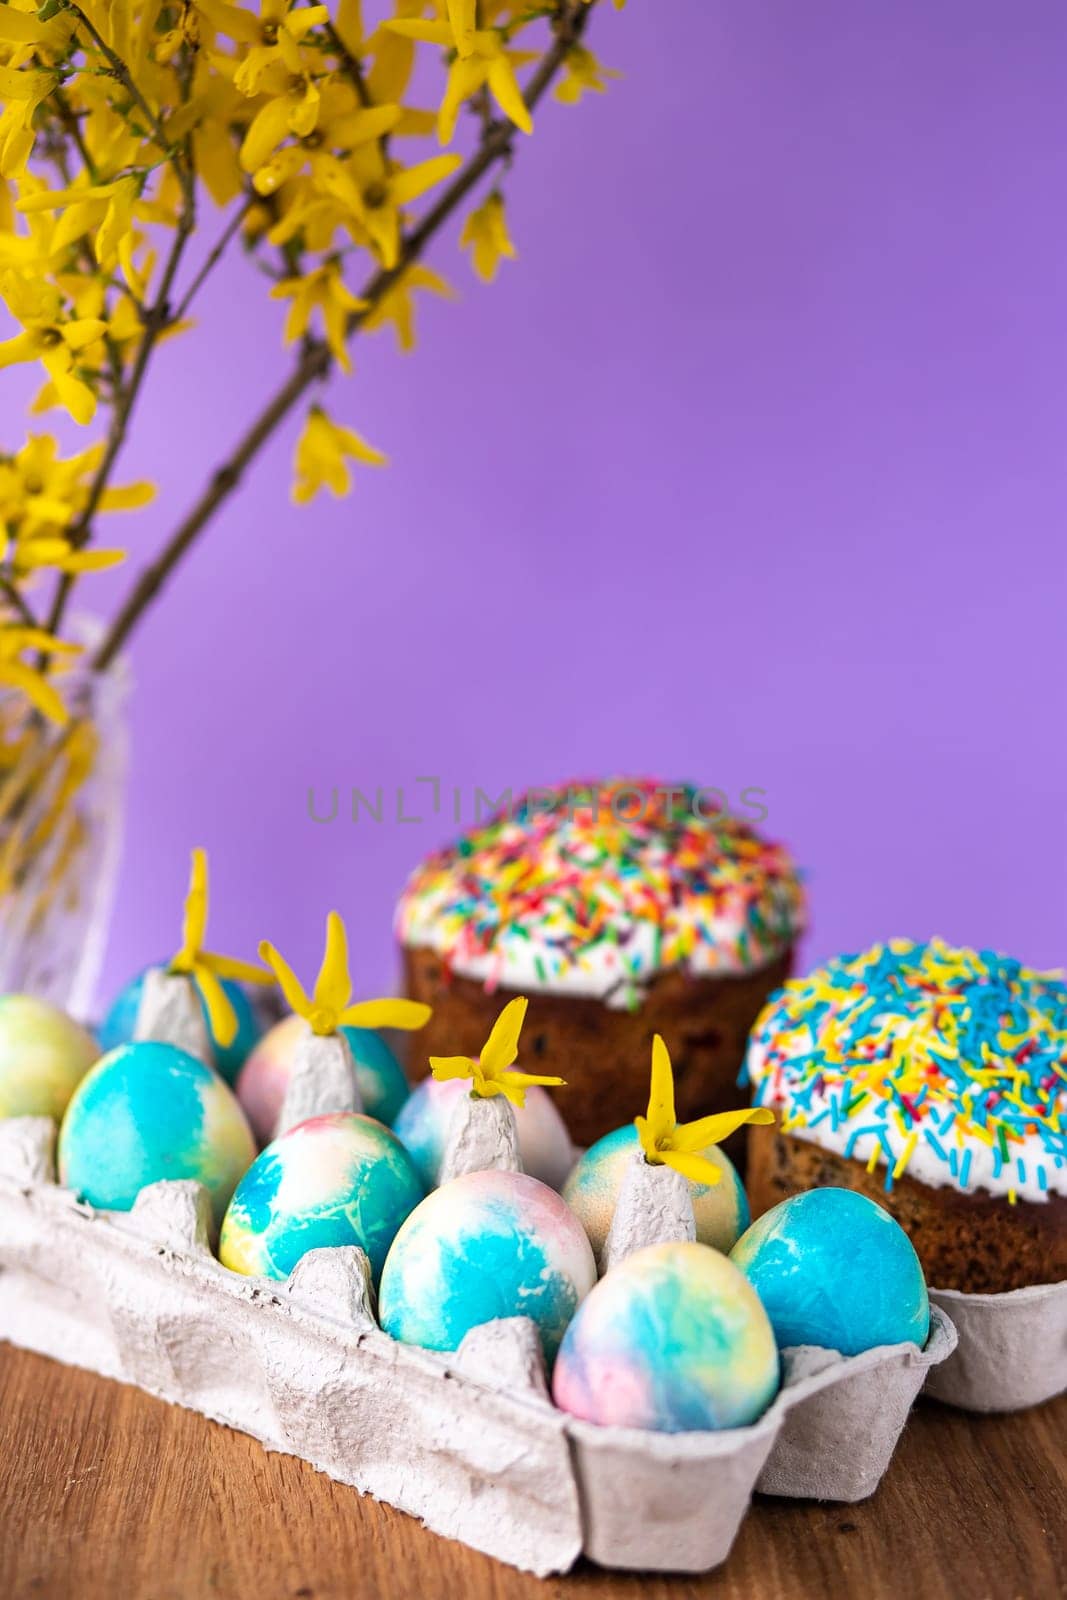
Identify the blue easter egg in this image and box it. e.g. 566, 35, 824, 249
98, 966, 262, 1083
341, 1026, 410, 1125
379, 1169, 596, 1360
553, 1241, 779, 1432
730, 1188, 930, 1356
58, 1042, 256, 1224
219, 1111, 424, 1283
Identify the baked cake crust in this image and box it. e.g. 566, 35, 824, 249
404, 945, 793, 1149
747, 1122, 1067, 1294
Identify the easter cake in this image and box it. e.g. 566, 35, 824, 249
744, 939, 1067, 1293
396, 779, 806, 1145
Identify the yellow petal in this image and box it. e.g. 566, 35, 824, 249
58, 547, 126, 573
472, 1077, 507, 1101
437, 56, 486, 145
486, 56, 532, 136
389, 152, 463, 207
180, 847, 210, 958
97, 480, 156, 511
60, 318, 108, 352
661, 1150, 725, 1187
50, 370, 96, 427
646, 1033, 676, 1143
0, 658, 68, 724
670, 1105, 775, 1153
200, 951, 275, 986
445, 0, 476, 58
479, 994, 527, 1078
258, 939, 311, 1018
330, 104, 402, 146
341, 998, 432, 1030
335, 422, 387, 466
314, 910, 352, 1012
193, 964, 238, 1050
382, 19, 454, 46
430, 1054, 476, 1081
0, 332, 39, 368
503, 1070, 565, 1090
288, 80, 320, 140
240, 95, 293, 173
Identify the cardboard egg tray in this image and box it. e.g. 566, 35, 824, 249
0, 1113, 956, 1578
924, 1280, 1067, 1412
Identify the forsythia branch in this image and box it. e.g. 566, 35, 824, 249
91, 0, 597, 673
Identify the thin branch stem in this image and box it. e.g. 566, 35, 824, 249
51, 85, 97, 181
92, 0, 593, 674
0, 578, 39, 631
324, 20, 372, 109
171, 196, 254, 324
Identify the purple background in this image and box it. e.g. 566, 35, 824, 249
6, 1, 1067, 1008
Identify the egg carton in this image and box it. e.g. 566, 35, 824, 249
0, 1113, 955, 1577
923, 1280, 1067, 1413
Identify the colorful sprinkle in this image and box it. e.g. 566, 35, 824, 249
396, 779, 806, 1004
745, 939, 1067, 1202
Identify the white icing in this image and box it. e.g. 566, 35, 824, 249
398, 892, 794, 1008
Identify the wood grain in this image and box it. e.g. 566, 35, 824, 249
0, 1343, 1063, 1600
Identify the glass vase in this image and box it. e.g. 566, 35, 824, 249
0, 639, 130, 1021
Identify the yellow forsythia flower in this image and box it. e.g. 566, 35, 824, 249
168, 848, 273, 1047
635, 1036, 774, 1184
291, 406, 387, 504
554, 46, 621, 107
460, 192, 516, 283
430, 995, 565, 1109
259, 910, 431, 1037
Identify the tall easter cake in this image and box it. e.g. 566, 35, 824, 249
744, 939, 1067, 1292
395, 780, 806, 1145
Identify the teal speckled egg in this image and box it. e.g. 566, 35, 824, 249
58, 1042, 255, 1224
563, 1123, 750, 1258
730, 1188, 930, 1356
0, 995, 99, 1121
98, 966, 262, 1084
219, 1111, 424, 1283
552, 1241, 780, 1432
235, 1014, 410, 1143
378, 1168, 596, 1361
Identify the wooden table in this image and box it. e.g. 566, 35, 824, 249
0, 1343, 1063, 1599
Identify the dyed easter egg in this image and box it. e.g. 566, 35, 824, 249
730, 1188, 930, 1356
379, 1169, 596, 1360
235, 1014, 410, 1143
219, 1111, 424, 1282
58, 1042, 255, 1224
393, 1076, 573, 1191
563, 1124, 750, 1259
552, 1241, 779, 1433
0, 995, 99, 1121
98, 966, 262, 1084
